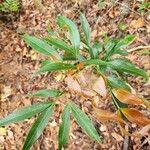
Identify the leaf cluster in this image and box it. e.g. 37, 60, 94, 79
0, 0, 20, 12
0, 13, 149, 150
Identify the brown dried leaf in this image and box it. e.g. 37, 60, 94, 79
66, 75, 82, 94
121, 108, 150, 126
112, 89, 144, 105
130, 18, 144, 29
92, 76, 107, 98
138, 124, 150, 135
82, 88, 97, 98
93, 108, 118, 122
111, 132, 123, 141
76, 72, 88, 87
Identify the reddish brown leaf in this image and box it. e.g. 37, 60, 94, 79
92, 76, 107, 98
66, 75, 82, 94
112, 89, 144, 105
93, 108, 118, 122
121, 108, 150, 126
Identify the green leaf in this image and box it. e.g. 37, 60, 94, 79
70, 102, 102, 143
108, 58, 148, 79
23, 34, 62, 60
22, 103, 55, 150
80, 13, 91, 46
92, 42, 103, 59
41, 60, 53, 67
0, 102, 52, 126
36, 62, 76, 74
57, 16, 80, 51
58, 104, 70, 150
115, 49, 128, 56
115, 35, 135, 49
84, 59, 107, 66
107, 76, 131, 91
31, 89, 62, 97
104, 40, 116, 60
45, 37, 75, 55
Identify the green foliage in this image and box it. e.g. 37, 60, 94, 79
23, 103, 55, 150
0, 0, 20, 12
31, 89, 62, 97
0, 13, 148, 150
138, 1, 150, 14
58, 104, 71, 150
70, 102, 102, 143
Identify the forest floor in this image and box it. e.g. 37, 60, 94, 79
0, 0, 150, 149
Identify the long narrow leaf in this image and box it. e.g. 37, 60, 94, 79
108, 58, 148, 79
0, 102, 52, 126
22, 103, 55, 150
36, 62, 76, 74
23, 34, 62, 60
58, 104, 71, 150
84, 59, 108, 66
70, 102, 102, 143
107, 76, 131, 91
57, 16, 80, 51
115, 35, 135, 49
31, 89, 62, 97
80, 13, 91, 46
45, 37, 75, 55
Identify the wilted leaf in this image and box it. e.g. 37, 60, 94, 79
93, 108, 118, 122
66, 75, 82, 94
23, 103, 54, 150
121, 108, 150, 126
58, 104, 70, 150
23, 34, 62, 60
70, 102, 102, 143
31, 89, 62, 97
0, 102, 52, 126
112, 89, 144, 105
92, 76, 107, 98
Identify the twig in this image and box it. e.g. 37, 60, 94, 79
127, 45, 150, 52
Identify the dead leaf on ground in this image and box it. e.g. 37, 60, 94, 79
121, 108, 150, 126
0, 128, 6, 136
65, 75, 82, 94
93, 107, 118, 122
112, 89, 144, 105
82, 88, 97, 98
111, 132, 123, 142
130, 18, 144, 29
92, 76, 107, 98
1, 85, 12, 102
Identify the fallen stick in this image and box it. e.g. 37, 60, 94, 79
127, 46, 150, 52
